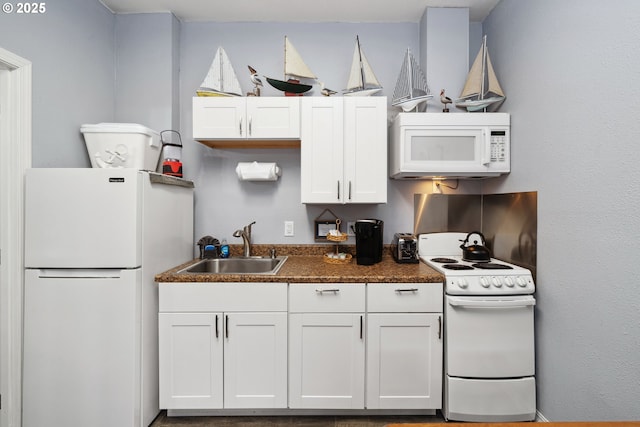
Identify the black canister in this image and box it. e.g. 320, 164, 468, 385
354, 219, 384, 265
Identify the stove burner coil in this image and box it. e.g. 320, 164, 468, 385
431, 257, 458, 263
443, 264, 474, 270
471, 262, 514, 270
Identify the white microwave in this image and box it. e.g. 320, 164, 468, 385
389, 112, 510, 179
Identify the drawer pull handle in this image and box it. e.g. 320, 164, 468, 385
395, 288, 419, 293
316, 288, 341, 294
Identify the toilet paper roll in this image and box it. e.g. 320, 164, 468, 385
236, 161, 282, 181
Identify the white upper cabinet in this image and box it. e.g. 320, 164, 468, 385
193, 97, 300, 144
301, 97, 387, 204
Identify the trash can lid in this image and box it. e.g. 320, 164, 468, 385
80, 123, 159, 136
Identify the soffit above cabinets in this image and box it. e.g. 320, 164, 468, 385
100, 0, 500, 23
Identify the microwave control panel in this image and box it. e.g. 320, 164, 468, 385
490, 130, 508, 162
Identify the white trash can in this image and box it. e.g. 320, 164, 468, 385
80, 123, 161, 170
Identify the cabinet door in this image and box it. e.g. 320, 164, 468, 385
344, 97, 387, 203
193, 97, 245, 139
159, 312, 223, 409
366, 313, 442, 409
224, 312, 288, 408
246, 97, 300, 139
300, 97, 344, 203
289, 313, 365, 409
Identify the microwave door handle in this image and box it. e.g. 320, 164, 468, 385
481, 128, 491, 165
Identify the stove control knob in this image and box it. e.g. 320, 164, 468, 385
480, 277, 490, 288
505, 277, 515, 287
492, 276, 503, 287
458, 278, 469, 289
516, 276, 528, 287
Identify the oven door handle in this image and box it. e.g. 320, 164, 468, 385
448, 296, 535, 309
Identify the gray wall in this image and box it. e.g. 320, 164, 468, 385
482, 0, 640, 420
0, 0, 115, 167
115, 13, 181, 133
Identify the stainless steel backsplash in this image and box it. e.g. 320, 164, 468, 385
414, 191, 537, 276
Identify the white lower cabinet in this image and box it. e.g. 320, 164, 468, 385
158, 283, 288, 410
288, 283, 366, 409
158, 281, 443, 413
366, 283, 444, 410
159, 312, 223, 409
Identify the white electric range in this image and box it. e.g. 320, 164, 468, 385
419, 232, 537, 422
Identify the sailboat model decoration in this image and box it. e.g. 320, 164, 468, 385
266, 36, 317, 95
455, 35, 505, 112
392, 48, 432, 112
196, 47, 242, 97
343, 36, 382, 96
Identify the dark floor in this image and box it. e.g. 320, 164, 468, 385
150, 411, 444, 427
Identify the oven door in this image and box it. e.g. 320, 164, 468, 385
445, 295, 535, 378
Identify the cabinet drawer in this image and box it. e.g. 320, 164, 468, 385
367, 283, 442, 313
289, 283, 365, 313
159, 282, 287, 312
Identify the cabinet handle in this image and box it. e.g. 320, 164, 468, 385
348, 181, 352, 200
215, 314, 219, 338
438, 315, 442, 340
225, 314, 229, 339
249, 117, 252, 136
337, 181, 340, 200
239, 118, 243, 136
395, 288, 419, 293
360, 315, 363, 340
315, 288, 340, 294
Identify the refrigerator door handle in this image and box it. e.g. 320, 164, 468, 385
35, 269, 125, 279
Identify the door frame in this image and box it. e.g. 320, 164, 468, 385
0, 46, 32, 427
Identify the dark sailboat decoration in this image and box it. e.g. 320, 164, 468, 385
266, 36, 317, 95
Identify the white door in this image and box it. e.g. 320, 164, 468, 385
343, 97, 387, 203
224, 312, 288, 408
445, 295, 535, 378
289, 313, 365, 409
193, 97, 245, 139
0, 47, 31, 427
23, 268, 141, 427
246, 97, 300, 139
159, 312, 223, 409
366, 313, 443, 409
300, 97, 344, 203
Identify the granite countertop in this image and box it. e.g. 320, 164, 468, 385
155, 244, 443, 284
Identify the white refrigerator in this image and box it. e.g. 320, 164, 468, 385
23, 168, 194, 427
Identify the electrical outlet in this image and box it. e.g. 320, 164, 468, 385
432, 180, 441, 193
347, 221, 356, 236
284, 221, 294, 237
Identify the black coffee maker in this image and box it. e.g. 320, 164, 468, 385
354, 219, 384, 265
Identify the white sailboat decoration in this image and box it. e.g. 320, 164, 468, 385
391, 48, 432, 112
196, 47, 242, 97
455, 35, 505, 112
343, 36, 382, 96
266, 36, 317, 94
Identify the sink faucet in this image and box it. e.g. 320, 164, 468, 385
233, 221, 256, 257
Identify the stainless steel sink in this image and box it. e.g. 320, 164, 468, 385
178, 256, 287, 275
